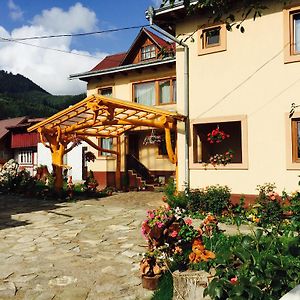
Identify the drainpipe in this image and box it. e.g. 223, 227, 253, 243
147, 6, 190, 190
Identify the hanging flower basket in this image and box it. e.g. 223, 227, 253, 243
143, 130, 162, 146
207, 127, 230, 144
85, 151, 96, 162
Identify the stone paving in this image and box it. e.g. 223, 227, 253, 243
0, 192, 164, 300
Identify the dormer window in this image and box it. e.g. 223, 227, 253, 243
141, 45, 156, 60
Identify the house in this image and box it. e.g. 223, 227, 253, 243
0, 116, 86, 181
7, 117, 41, 175
148, 0, 300, 195
0, 117, 27, 167
69, 27, 177, 189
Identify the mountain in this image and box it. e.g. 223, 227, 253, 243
0, 70, 86, 119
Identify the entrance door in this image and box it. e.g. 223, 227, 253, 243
128, 133, 139, 160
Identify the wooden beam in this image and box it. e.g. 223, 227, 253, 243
79, 136, 118, 155
116, 136, 121, 190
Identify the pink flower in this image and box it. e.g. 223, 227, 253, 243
185, 218, 192, 226
157, 222, 164, 228
230, 276, 238, 285
170, 230, 178, 238
149, 213, 155, 219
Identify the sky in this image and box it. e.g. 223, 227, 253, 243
0, 0, 162, 95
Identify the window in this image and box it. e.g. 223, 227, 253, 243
284, 5, 300, 63
198, 24, 226, 55
191, 116, 248, 169
18, 150, 32, 164
141, 45, 156, 60
99, 138, 113, 156
133, 78, 176, 106
98, 87, 112, 97
291, 118, 300, 162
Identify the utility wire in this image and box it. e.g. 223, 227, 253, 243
8, 25, 150, 41
0, 36, 101, 59
193, 42, 290, 120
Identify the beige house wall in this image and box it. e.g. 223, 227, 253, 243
175, 1, 300, 194
86, 66, 176, 173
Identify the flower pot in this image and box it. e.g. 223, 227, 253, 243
142, 275, 161, 290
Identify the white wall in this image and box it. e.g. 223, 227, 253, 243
175, 2, 300, 194
37, 142, 85, 181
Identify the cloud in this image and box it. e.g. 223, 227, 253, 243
0, 3, 107, 95
151, 0, 162, 8
8, 0, 23, 21
32, 3, 97, 34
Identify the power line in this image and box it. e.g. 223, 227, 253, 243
8, 25, 150, 41
0, 36, 101, 59
193, 42, 290, 120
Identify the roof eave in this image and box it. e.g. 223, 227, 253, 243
69, 57, 176, 80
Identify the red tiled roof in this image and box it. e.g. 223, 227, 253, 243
143, 28, 170, 48
89, 28, 175, 73
90, 52, 127, 72
0, 117, 27, 140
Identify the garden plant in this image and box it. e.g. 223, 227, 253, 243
144, 179, 300, 300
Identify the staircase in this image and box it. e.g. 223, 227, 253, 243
126, 154, 157, 191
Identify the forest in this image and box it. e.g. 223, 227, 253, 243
0, 70, 85, 119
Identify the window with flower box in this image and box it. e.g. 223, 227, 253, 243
192, 116, 248, 169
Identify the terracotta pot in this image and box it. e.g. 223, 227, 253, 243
141, 275, 161, 290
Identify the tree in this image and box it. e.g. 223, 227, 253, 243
162, 0, 289, 33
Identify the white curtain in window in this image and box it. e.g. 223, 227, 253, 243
135, 82, 155, 106
101, 138, 113, 156
159, 81, 171, 104
294, 14, 300, 53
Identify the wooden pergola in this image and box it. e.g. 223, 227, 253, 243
28, 95, 185, 192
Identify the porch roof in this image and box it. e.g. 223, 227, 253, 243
27, 94, 185, 138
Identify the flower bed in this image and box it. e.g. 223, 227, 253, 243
144, 180, 300, 299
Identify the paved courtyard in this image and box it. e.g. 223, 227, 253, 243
0, 192, 164, 300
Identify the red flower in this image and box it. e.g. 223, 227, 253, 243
170, 230, 178, 238
185, 218, 192, 226
230, 276, 238, 285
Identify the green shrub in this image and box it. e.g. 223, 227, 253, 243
186, 185, 231, 215
255, 183, 283, 227
164, 178, 188, 209
205, 185, 231, 215
186, 189, 206, 212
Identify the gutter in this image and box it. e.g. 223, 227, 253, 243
147, 6, 190, 190
69, 57, 175, 80
146, 0, 197, 18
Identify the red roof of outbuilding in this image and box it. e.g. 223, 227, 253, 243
90, 52, 127, 72
0, 117, 27, 140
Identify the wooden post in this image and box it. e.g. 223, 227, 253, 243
165, 126, 176, 164
50, 140, 66, 193
116, 136, 121, 190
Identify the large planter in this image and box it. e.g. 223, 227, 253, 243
142, 275, 161, 290
172, 270, 211, 300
